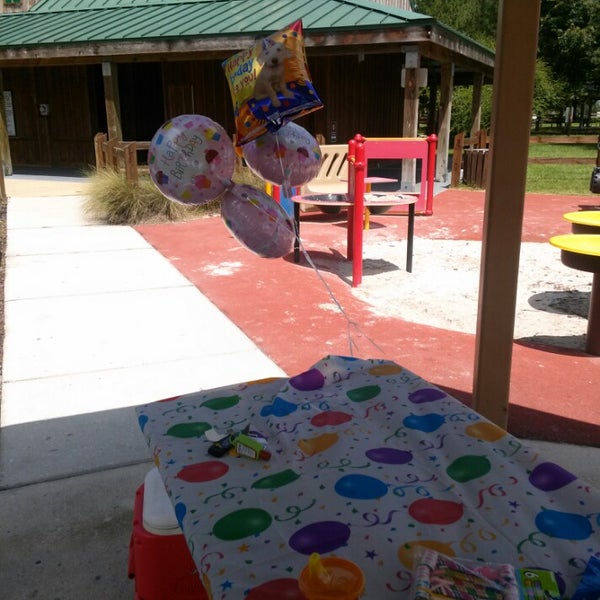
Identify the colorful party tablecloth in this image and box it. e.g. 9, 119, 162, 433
135, 355, 600, 599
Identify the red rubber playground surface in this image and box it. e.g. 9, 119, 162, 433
135, 189, 600, 447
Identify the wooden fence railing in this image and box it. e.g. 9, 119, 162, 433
94, 133, 151, 184
451, 132, 598, 189
450, 129, 491, 188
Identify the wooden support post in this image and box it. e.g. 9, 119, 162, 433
0, 157, 5, 202
470, 72, 484, 137
0, 69, 13, 178
401, 49, 420, 191
450, 132, 464, 187
105, 138, 118, 171
436, 62, 454, 183
123, 143, 138, 184
102, 62, 123, 142
473, 0, 541, 427
94, 132, 107, 169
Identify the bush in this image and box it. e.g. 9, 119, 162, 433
84, 162, 265, 225
83, 169, 208, 224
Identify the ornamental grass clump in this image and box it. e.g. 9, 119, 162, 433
84, 169, 214, 224
84, 162, 266, 225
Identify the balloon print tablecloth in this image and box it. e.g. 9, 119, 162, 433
135, 356, 600, 599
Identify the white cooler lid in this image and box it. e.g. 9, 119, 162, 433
142, 467, 182, 535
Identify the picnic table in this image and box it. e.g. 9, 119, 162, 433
135, 355, 600, 599
549, 234, 600, 355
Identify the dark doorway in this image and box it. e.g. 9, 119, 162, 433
119, 62, 165, 162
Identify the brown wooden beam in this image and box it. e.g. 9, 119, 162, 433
0, 26, 494, 75
473, 0, 541, 427
436, 62, 454, 182
102, 62, 122, 142
0, 69, 13, 177
470, 72, 484, 136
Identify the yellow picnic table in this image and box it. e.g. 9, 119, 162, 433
549, 234, 600, 355
563, 211, 600, 234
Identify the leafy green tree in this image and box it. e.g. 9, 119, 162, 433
412, 0, 498, 47
538, 0, 600, 127
448, 85, 493, 137
414, 0, 598, 131
532, 59, 567, 127
538, 0, 600, 100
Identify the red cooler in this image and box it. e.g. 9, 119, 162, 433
128, 468, 208, 599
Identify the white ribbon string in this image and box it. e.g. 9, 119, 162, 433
271, 130, 385, 357
293, 231, 386, 357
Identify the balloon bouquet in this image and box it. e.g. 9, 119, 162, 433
147, 20, 323, 259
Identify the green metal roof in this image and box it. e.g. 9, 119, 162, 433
0, 0, 434, 47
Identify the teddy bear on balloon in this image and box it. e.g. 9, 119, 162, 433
147, 20, 323, 259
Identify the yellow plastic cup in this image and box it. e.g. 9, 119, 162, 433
298, 553, 365, 599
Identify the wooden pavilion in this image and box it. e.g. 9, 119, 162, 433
0, 0, 493, 181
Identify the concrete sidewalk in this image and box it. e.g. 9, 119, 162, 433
1, 176, 598, 600
0, 180, 285, 599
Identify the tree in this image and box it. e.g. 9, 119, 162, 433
412, 0, 498, 48
538, 0, 600, 126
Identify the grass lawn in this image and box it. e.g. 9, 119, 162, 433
526, 163, 593, 195
526, 141, 597, 194
455, 140, 598, 195
527, 143, 596, 159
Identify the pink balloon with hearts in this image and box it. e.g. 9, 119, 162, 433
242, 122, 322, 187
148, 114, 235, 205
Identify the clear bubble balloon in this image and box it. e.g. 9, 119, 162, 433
242, 122, 322, 187
148, 114, 235, 205
221, 183, 295, 258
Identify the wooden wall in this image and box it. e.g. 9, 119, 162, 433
3, 52, 412, 170
162, 53, 407, 146
2, 65, 103, 169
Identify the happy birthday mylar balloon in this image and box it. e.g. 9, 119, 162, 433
222, 20, 323, 145
221, 183, 295, 258
242, 122, 321, 187
148, 114, 235, 205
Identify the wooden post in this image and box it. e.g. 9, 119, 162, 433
436, 62, 454, 182
0, 69, 13, 178
401, 49, 420, 191
450, 132, 464, 187
426, 79, 438, 134
470, 72, 484, 137
0, 154, 5, 201
123, 143, 138, 184
94, 132, 107, 169
473, 0, 541, 426
477, 129, 489, 148
105, 138, 118, 171
102, 62, 123, 142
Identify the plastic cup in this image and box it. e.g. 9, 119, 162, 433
298, 555, 365, 599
